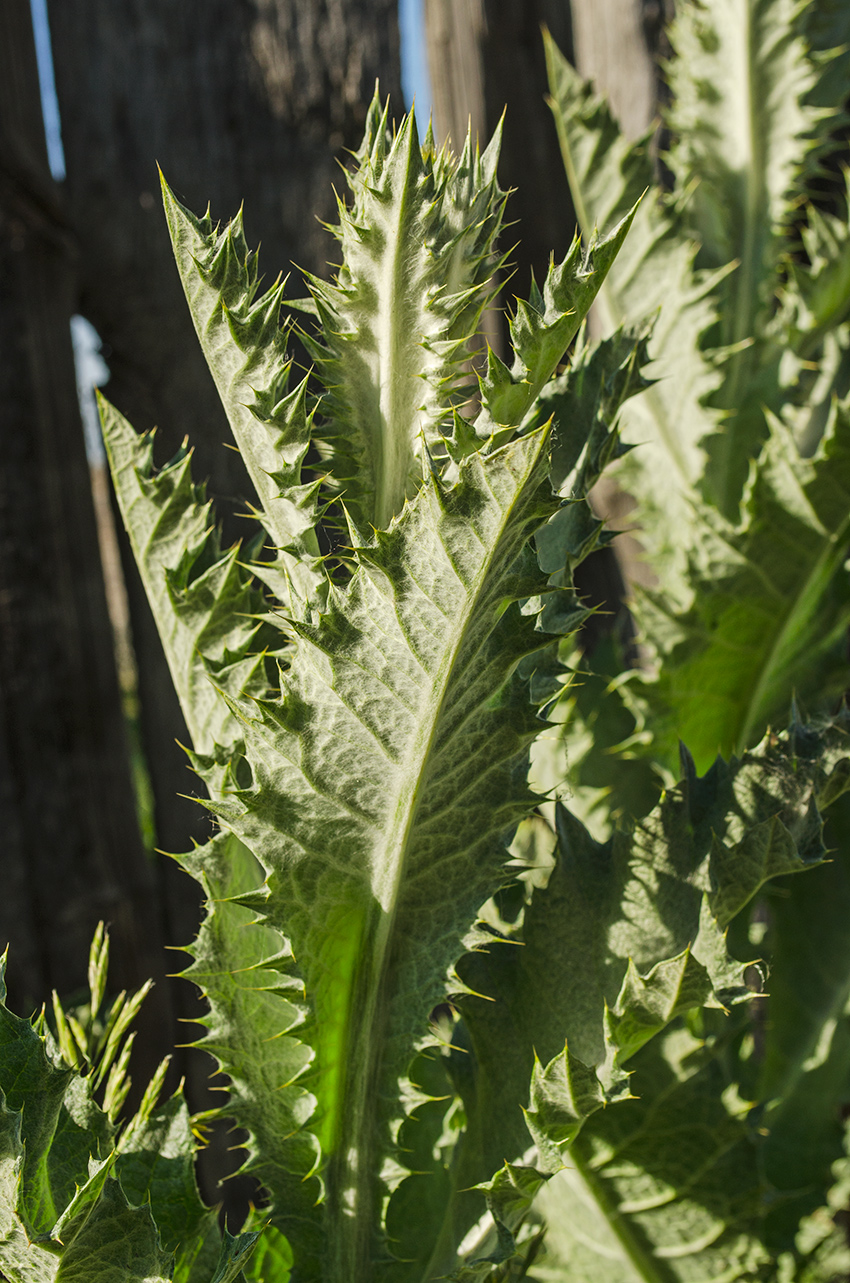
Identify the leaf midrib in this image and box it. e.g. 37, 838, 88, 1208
326, 438, 547, 1281
567, 1135, 676, 1283
373, 128, 422, 529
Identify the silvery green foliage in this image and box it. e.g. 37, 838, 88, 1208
546, 0, 850, 777
540, 1, 850, 1277
95, 92, 650, 1282
4, 81, 850, 1283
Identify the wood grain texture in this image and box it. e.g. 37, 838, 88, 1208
425, 0, 576, 323
0, 0, 171, 1054
571, 0, 659, 139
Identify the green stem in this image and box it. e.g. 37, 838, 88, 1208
711, 0, 770, 518
322, 437, 550, 1280
734, 533, 850, 755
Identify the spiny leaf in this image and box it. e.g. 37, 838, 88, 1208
49, 1176, 173, 1283
634, 397, 850, 773
540, 327, 651, 500
0, 956, 183, 1282
174, 832, 320, 1274
99, 398, 270, 756
474, 207, 640, 442
376, 1050, 462, 1282
0, 939, 248, 1283
194, 428, 561, 1277
104, 93, 634, 1283
532, 1028, 770, 1283
529, 326, 649, 640
544, 31, 724, 590
787, 172, 850, 352
241, 1225, 293, 1283
528, 635, 661, 843
668, 0, 820, 276
372, 327, 648, 1277
667, 0, 824, 518
116, 1090, 220, 1275
750, 791, 850, 1255
788, 1122, 850, 1281
305, 89, 508, 529
160, 177, 323, 611
448, 1165, 547, 1282
449, 715, 848, 1231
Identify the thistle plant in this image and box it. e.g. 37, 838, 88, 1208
2, 35, 850, 1283
544, 0, 850, 780
527, 0, 850, 1276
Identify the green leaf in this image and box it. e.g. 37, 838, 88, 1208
525, 327, 663, 841
742, 789, 850, 1256
532, 1028, 770, 1283
448, 1165, 547, 1282
160, 178, 323, 611
666, 0, 821, 515
474, 210, 640, 443
304, 91, 507, 528
529, 636, 661, 842
539, 326, 651, 499
667, 0, 818, 278
0, 943, 236, 1283
53, 1176, 172, 1283
802, 0, 850, 110
544, 31, 724, 590
197, 426, 561, 1277
377, 1050, 462, 1282
0, 955, 171, 1283
104, 93, 635, 1281
51, 1175, 173, 1283
0, 967, 97, 1242
174, 832, 317, 1270
545, 6, 849, 548
635, 399, 850, 771
116, 1090, 218, 1276
241, 1225, 292, 1283
99, 398, 270, 757
206, 1229, 263, 1283
400, 715, 845, 1280
788, 174, 850, 354
789, 1123, 850, 1281
530, 325, 649, 641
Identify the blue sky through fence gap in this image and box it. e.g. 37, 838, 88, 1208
28, 0, 65, 180
399, 0, 432, 131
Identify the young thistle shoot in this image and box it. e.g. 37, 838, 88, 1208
95, 89, 638, 1281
